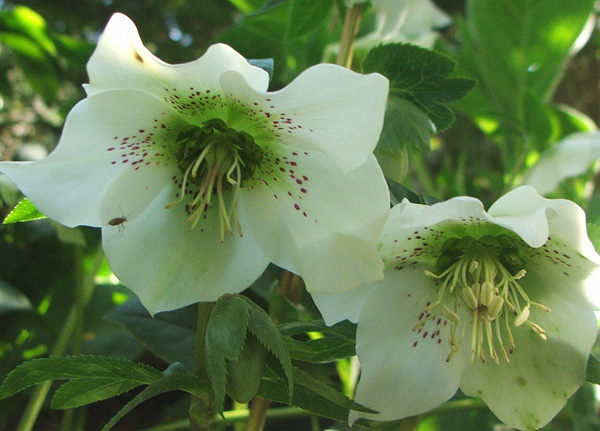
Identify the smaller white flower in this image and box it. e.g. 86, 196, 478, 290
522, 131, 600, 195
347, 186, 600, 431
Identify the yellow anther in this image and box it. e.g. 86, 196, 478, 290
514, 305, 530, 327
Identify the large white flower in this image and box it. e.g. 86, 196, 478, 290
348, 186, 600, 430
0, 13, 390, 314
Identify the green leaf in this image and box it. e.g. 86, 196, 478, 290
250, 0, 290, 16
100, 368, 211, 431
379, 97, 436, 152
0, 355, 163, 400
363, 43, 476, 152
284, 336, 355, 363
585, 354, 600, 385
3, 198, 46, 224
258, 366, 377, 422
106, 299, 196, 372
51, 378, 141, 409
279, 319, 356, 363
457, 0, 595, 142
278, 319, 356, 339
205, 294, 251, 414
242, 296, 293, 397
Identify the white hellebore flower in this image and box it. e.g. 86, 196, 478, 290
349, 186, 600, 431
0, 13, 390, 314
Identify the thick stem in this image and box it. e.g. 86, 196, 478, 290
400, 416, 419, 431
16, 243, 104, 431
244, 397, 270, 431
336, 3, 364, 68
189, 302, 216, 431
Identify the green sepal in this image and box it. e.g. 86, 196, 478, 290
0, 355, 163, 402
3, 198, 46, 224
226, 334, 268, 403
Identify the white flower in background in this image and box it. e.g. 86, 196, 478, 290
347, 186, 600, 431
324, 0, 451, 79
0, 13, 390, 314
364, 0, 451, 48
522, 131, 600, 195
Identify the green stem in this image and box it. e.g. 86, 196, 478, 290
140, 407, 310, 431
60, 244, 86, 431
244, 397, 270, 431
16, 243, 105, 431
400, 416, 419, 431
336, 3, 364, 68
189, 302, 215, 431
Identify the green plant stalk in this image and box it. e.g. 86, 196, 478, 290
16, 243, 105, 431
400, 416, 419, 431
141, 407, 311, 431
60, 244, 86, 431
189, 302, 216, 431
336, 3, 364, 68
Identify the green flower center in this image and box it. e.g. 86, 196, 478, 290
416, 234, 551, 364
165, 118, 263, 240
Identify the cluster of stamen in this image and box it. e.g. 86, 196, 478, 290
413, 234, 550, 364
165, 118, 263, 241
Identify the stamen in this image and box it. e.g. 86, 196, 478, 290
165, 119, 262, 238
418, 240, 551, 365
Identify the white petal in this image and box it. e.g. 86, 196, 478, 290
0, 90, 182, 227
86, 14, 269, 100
460, 272, 595, 430
459, 240, 598, 430
350, 268, 471, 423
310, 285, 376, 326
101, 169, 271, 314
372, 0, 451, 37
521, 132, 600, 195
488, 186, 600, 261
240, 148, 388, 300
220, 65, 389, 174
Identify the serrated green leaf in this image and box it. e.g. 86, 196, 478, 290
278, 319, 356, 339
3, 198, 46, 224
586, 354, 600, 385
51, 378, 140, 409
379, 97, 436, 152
101, 371, 211, 431
205, 295, 252, 414
242, 296, 293, 399
363, 43, 475, 152
258, 366, 377, 422
0, 356, 163, 400
284, 336, 355, 363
